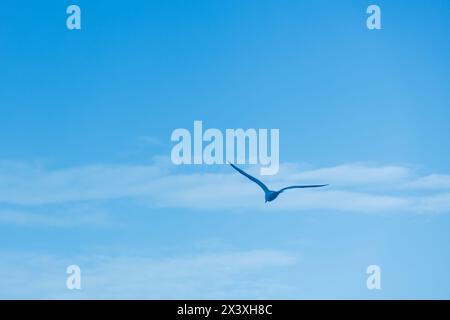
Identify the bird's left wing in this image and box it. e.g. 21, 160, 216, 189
229, 163, 270, 193
278, 184, 328, 193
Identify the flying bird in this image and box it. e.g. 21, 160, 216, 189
229, 163, 328, 203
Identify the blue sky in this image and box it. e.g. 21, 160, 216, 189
1, 0, 450, 299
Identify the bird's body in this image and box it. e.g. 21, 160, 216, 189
265, 190, 280, 202
229, 163, 328, 203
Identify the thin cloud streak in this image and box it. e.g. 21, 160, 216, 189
0, 159, 450, 215
0, 250, 298, 299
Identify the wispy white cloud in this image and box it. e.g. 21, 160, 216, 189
0, 250, 298, 299
0, 162, 162, 205
138, 136, 163, 146
1, 159, 450, 219
0, 206, 115, 228
404, 174, 450, 190
281, 163, 412, 187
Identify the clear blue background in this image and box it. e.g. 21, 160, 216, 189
1, 0, 450, 298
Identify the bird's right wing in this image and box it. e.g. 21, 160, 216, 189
278, 184, 328, 193
229, 163, 270, 193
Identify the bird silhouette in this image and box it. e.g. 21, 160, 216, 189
229, 163, 328, 203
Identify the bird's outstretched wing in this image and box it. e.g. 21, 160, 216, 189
229, 163, 270, 193
278, 184, 328, 193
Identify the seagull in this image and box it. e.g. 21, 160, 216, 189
229, 163, 328, 203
